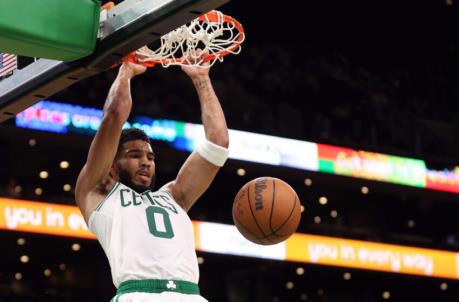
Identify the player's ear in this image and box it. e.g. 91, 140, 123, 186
109, 163, 117, 179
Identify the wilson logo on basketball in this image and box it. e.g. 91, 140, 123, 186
255, 178, 267, 211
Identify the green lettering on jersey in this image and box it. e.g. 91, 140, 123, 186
120, 188, 143, 207
120, 189, 132, 207
158, 195, 178, 214
132, 191, 142, 206
142, 191, 157, 206
142, 191, 178, 214
146, 206, 175, 239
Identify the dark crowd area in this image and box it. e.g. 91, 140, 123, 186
55, 34, 459, 168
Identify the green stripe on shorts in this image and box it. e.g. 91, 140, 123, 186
116, 279, 200, 296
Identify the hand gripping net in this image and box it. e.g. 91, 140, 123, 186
124, 10, 245, 68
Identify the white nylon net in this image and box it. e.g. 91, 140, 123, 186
135, 10, 245, 68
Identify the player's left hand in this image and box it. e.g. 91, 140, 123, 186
181, 49, 210, 79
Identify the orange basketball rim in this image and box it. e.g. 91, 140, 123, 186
123, 10, 245, 68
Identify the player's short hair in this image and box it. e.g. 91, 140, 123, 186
116, 128, 152, 158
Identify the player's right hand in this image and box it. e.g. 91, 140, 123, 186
120, 61, 147, 78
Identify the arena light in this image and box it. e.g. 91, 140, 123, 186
319, 197, 328, 205
227, 128, 319, 170
285, 233, 459, 280
0, 197, 95, 239
15, 101, 180, 142
14, 272, 23, 280
63, 184, 72, 192
195, 221, 286, 260
318, 144, 426, 188
3, 198, 459, 280
34, 187, 43, 196
425, 168, 459, 193
361, 186, 369, 194
14, 185, 22, 194
286, 281, 294, 289
71, 243, 81, 251
14, 100, 459, 194
382, 291, 391, 299
14, 100, 319, 170
43, 268, 52, 277
236, 168, 246, 176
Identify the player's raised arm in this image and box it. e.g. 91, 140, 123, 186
162, 51, 229, 211
75, 63, 146, 221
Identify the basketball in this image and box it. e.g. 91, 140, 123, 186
232, 177, 301, 245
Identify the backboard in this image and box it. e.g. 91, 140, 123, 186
0, 0, 230, 123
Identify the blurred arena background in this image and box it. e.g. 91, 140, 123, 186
2, 0, 459, 301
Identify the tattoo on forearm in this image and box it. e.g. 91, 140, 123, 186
196, 80, 208, 89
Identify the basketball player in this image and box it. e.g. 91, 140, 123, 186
75, 52, 229, 301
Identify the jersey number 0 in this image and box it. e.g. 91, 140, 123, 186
145, 206, 175, 239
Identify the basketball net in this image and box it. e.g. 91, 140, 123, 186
124, 10, 245, 68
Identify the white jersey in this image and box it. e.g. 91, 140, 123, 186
88, 182, 200, 288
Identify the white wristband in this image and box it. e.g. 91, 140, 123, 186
196, 139, 229, 167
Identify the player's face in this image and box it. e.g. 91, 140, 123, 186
114, 140, 156, 193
